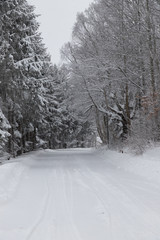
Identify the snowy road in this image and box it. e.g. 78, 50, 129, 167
0, 148, 160, 240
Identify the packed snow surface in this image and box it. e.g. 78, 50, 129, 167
0, 147, 160, 240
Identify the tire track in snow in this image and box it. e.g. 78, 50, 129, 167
50, 168, 75, 240
64, 169, 83, 240
55, 169, 82, 240
76, 165, 148, 240
83, 166, 160, 238
25, 174, 51, 240
75, 168, 114, 240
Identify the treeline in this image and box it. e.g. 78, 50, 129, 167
62, 0, 160, 152
0, 0, 92, 157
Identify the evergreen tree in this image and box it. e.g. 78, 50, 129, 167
0, 0, 94, 156
0, 106, 10, 156
0, 0, 52, 154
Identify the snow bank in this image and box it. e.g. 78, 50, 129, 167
0, 150, 44, 204
0, 162, 25, 204
102, 146, 160, 184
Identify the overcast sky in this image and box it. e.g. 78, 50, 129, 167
27, 0, 92, 64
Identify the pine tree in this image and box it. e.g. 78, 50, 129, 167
0, 106, 10, 156
0, 0, 53, 154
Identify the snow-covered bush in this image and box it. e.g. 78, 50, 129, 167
125, 135, 152, 155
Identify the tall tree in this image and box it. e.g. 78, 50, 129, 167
62, 0, 160, 149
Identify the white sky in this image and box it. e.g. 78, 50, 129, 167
27, 0, 92, 64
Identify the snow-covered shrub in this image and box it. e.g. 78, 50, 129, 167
126, 136, 149, 155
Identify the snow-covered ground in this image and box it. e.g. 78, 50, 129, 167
0, 147, 160, 240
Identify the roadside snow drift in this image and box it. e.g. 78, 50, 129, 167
0, 148, 160, 240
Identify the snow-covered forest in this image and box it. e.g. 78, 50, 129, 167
1, 1, 160, 239
62, 0, 160, 153
1, 0, 160, 157
0, 0, 92, 157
